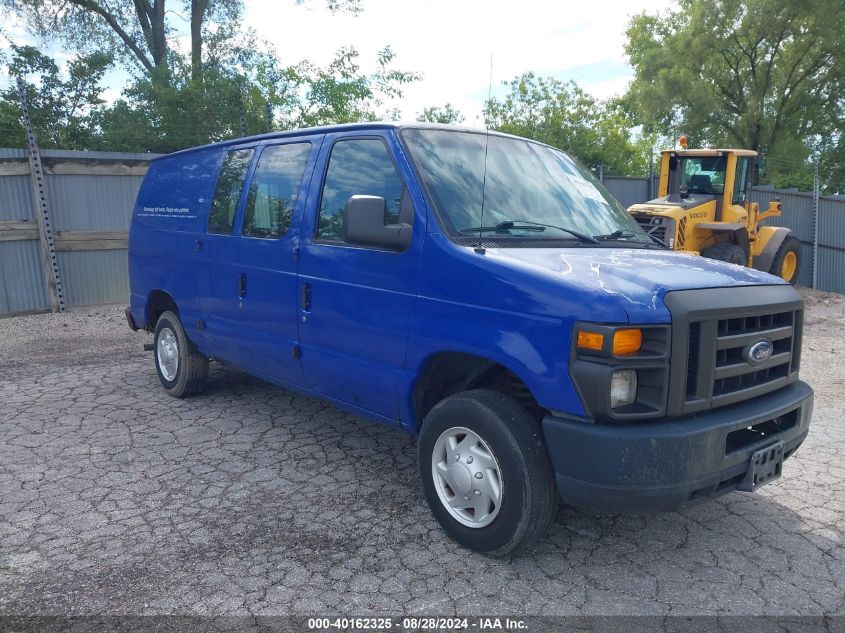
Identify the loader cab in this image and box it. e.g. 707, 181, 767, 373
660, 148, 756, 224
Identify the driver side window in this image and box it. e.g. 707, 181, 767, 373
318, 138, 404, 242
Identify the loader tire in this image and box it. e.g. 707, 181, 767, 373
702, 242, 747, 266
770, 236, 801, 285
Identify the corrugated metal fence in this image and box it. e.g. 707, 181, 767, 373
1, 149, 843, 316
0, 149, 159, 316
604, 176, 845, 292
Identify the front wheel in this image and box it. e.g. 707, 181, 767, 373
418, 389, 557, 556
153, 310, 209, 397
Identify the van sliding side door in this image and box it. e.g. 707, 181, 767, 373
201, 137, 322, 386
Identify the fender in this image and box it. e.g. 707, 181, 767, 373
752, 226, 793, 273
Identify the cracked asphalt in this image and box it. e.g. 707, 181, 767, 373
0, 289, 843, 618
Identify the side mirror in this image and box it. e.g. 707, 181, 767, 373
668, 156, 679, 172
757, 156, 767, 178
342, 195, 412, 251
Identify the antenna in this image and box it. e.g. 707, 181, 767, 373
475, 53, 493, 255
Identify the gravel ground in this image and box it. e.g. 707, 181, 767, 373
0, 290, 843, 620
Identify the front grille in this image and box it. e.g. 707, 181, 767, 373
684, 307, 802, 410
633, 214, 674, 246
712, 311, 794, 397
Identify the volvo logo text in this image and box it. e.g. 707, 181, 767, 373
747, 340, 774, 365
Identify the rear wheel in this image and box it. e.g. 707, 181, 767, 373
702, 241, 747, 266
418, 389, 557, 556
153, 310, 209, 397
770, 236, 801, 285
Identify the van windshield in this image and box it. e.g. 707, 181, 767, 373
402, 128, 651, 245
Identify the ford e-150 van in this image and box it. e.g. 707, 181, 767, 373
127, 123, 813, 555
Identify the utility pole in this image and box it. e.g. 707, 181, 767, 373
16, 77, 64, 313
812, 160, 820, 290
238, 82, 247, 138
264, 102, 273, 132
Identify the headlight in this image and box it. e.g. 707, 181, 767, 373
610, 370, 637, 408
570, 322, 670, 420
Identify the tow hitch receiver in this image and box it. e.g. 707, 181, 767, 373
739, 441, 785, 492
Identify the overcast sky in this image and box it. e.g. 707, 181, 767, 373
3, 0, 675, 125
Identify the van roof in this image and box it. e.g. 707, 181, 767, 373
157, 122, 525, 161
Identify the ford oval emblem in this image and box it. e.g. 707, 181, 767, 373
747, 340, 774, 365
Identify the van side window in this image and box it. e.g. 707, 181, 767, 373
318, 139, 403, 241
243, 143, 311, 239
208, 149, 253, 234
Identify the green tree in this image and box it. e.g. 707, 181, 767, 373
0, 45, 110, 148
624, 0, 844, 184
417, 103, 464, 124
285, 46, 419, 128
0, 0, 360, 84
1, 0, 419, 153
485, 72, 654, 176
95, 44, 418, 153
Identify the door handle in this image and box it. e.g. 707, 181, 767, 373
300, 282, 312, 310
238, 273, 247, 299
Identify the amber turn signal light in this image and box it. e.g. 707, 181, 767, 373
613, 329, 643, 355
576, 331, 604, 351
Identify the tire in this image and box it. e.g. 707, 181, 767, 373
153, 310, 209, 397
418, 388, 558, 557
702, 241, 747, 266
769, 235, 801, 285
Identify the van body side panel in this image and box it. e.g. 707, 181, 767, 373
397, 234, 635, 426
295, 130, 425, 419
129, 148, 221, 347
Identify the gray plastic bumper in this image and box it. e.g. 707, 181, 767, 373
542, 381, 813, 512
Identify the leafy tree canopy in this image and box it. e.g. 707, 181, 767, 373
485, 73, 655, 176
416, 103, 464, 124
624, 0, 844, 189
0, 0, 418, 153
0, 44, 111, 148
0, 0, 360, 83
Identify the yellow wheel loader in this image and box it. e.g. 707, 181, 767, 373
628, 138, 801, 284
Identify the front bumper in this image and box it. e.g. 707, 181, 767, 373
542, 380, 813, 512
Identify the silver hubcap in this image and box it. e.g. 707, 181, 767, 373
157, 327, 179, 381
431, 426, 503, 528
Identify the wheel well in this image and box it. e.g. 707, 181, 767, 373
145, 290, 178, 331
708, 225, 751, 256
412, 352, 546, 430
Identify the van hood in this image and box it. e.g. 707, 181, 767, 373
486, 247, 785, 322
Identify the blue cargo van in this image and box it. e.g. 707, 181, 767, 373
127, 123, 813, 555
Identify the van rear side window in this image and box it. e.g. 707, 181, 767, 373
208, 149, 254, 234
243, 143, 311, 239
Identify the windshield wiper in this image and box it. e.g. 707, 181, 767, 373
461, 220, 599, 244
594, 229, 668, 249
593, 229, 635, 239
